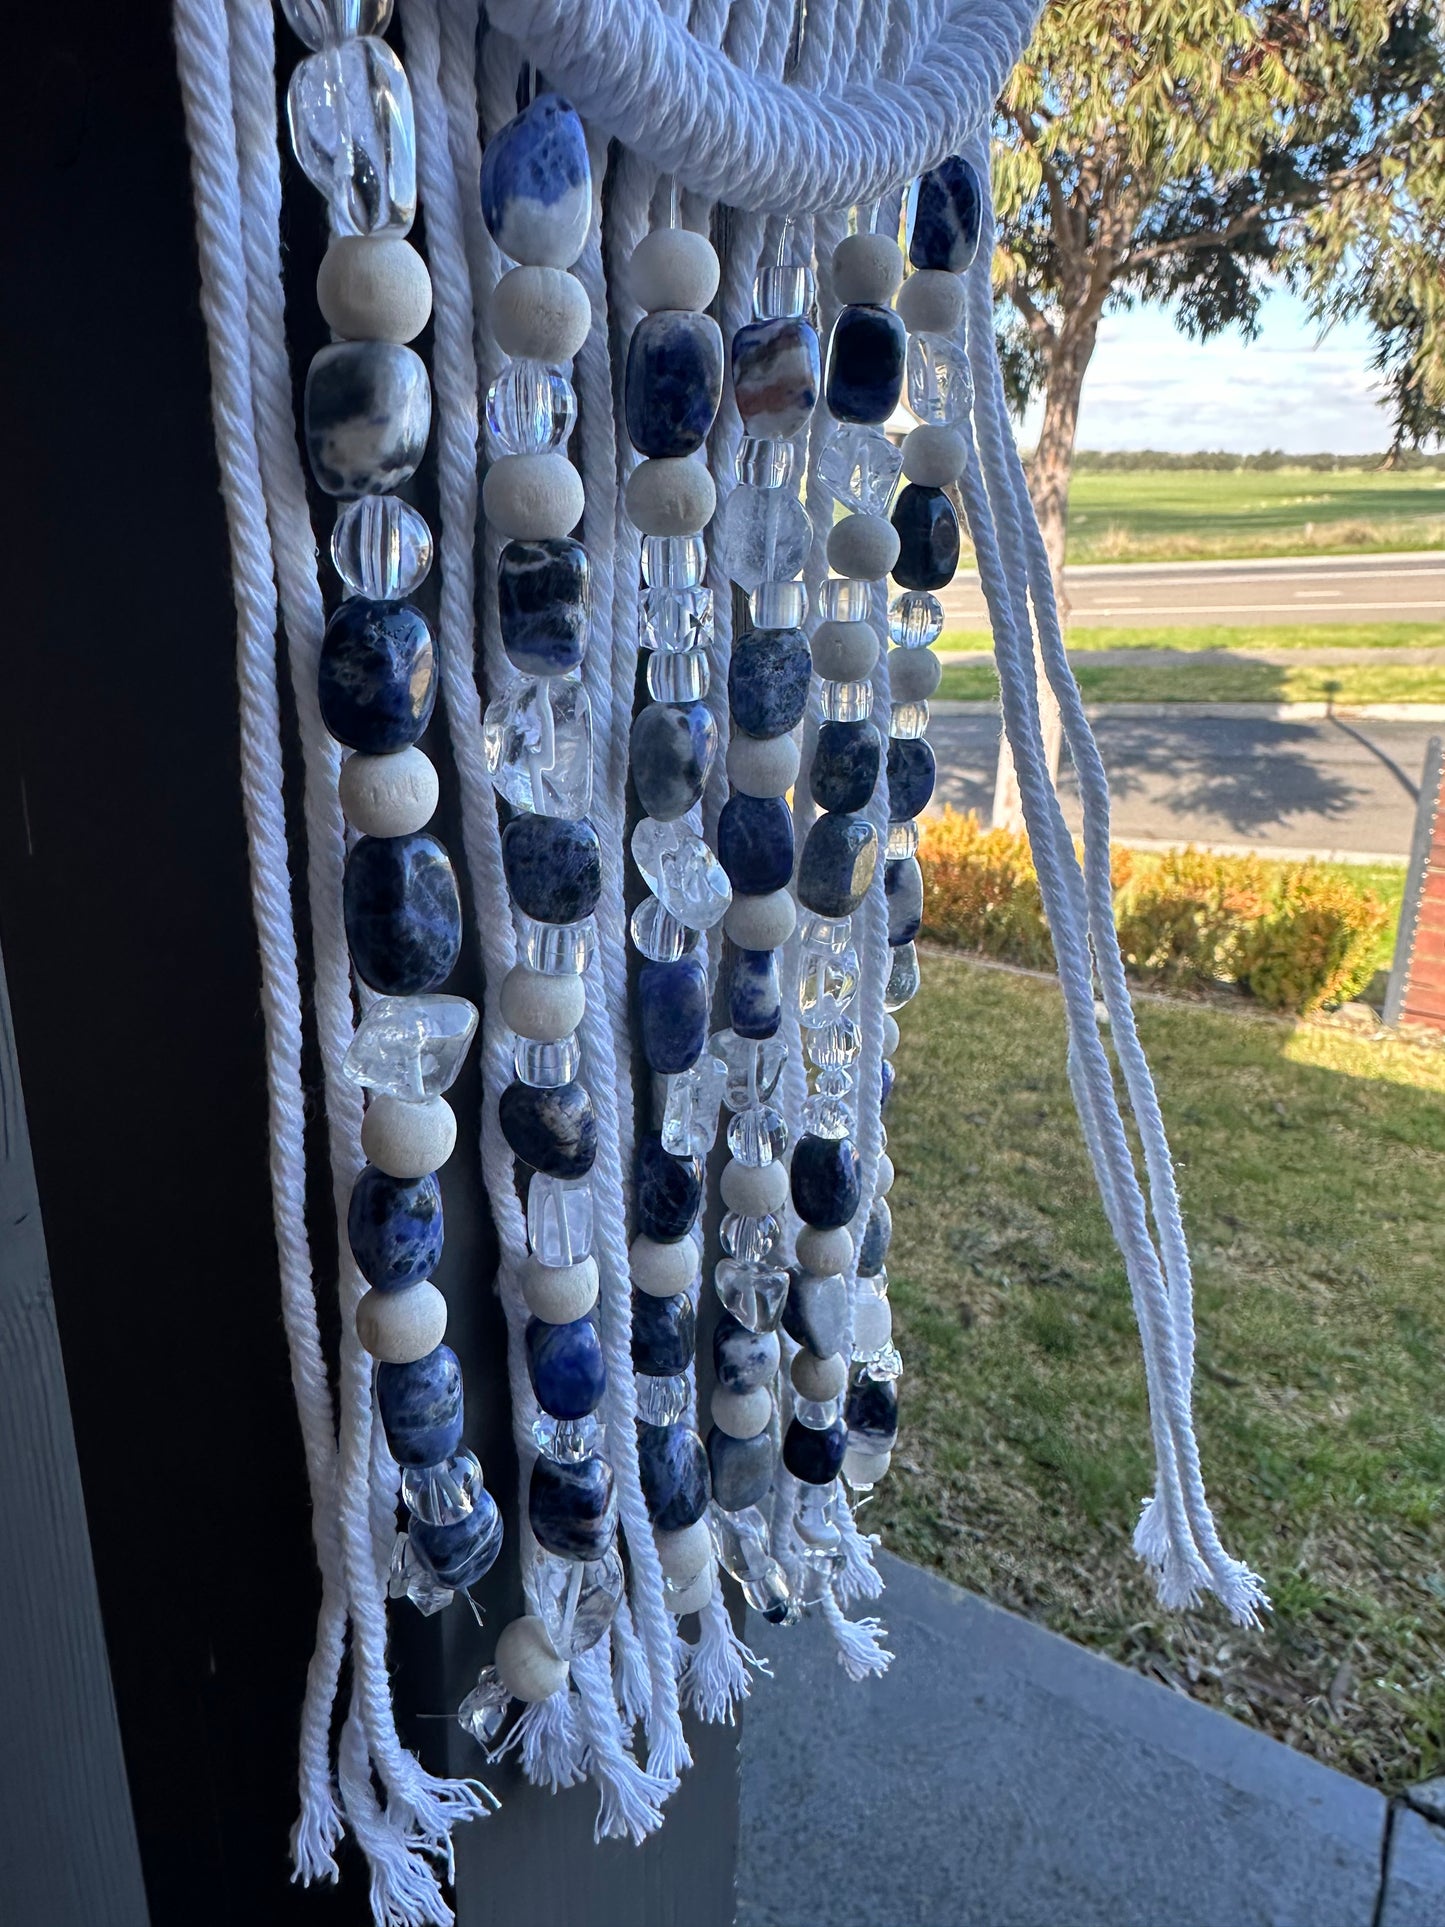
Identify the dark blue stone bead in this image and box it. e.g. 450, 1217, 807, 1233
625, 310, 724, 459
891, 483, 961, 592
728, 629, 811, 739
858, 1197, 892, 1277
712, 1311, 780, 1394
376, 1344, 462, 1467
732, 316, 821, 438
717, 794, 793, 895
887, 737, 937, 823
499, 1079, 598, 1179
344, 833, 462, 994
782, 1415, 847, 1485
797, 812, 878, 918
501, 813, 602, 922
729, 948, 780, 1041
638, 957, 709, 1074
636, 1132, 703, 1243
479, 94, 591, 268
886, 855, 924, 945
526, 1314, 606, 1419
810, 721, 881, 814
881, 1058, 896, 1109
409, 1490, 503, 1589
305, 341, 430, 499
499, 538, 590, 676
348, 1164, 444, 1290
824, 304, 907, 426
529, 1452, 617, 1561
630, 701, 716, 822
707, 1425, 774, 1509
908, 154, 983, 273
637, 1422, 710, 1530
631, 1289, 696, 1377
846, 1372, 900, 1449
790, 1132, 862, 1230
319, 599, 436, 753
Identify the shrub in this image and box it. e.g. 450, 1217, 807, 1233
1115, 848, 1271, 988
1237, 867, 1388, 1014
918, 809, 1053, 968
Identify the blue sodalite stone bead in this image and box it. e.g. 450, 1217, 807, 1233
305, 341, 431, 499
409, 1490, 503, 1589
783, 1415, 847, 1485
636, 1132, 703, 1243
320, 599, 436, 753
717, 794, 793, 895
908, 154, 983, 273
526, 1314, 606, 1419
501, 813, 602, 922
637, 1421, 710, 1530
713, 1311, 780, 1394
625, 310, 724, 459
707, 1424, 774, 1510
858, 1197, 892, 1276
798, 812, 878, 918
791, 1132, 862, 1229
630, 702, 717, 822
887, 737, 937, 822
810, 720, 881, 815
732, 316, 821, 438
730, 947, 781, 1041
886, 855, 924, 945
479, 94, 592, 269
377, 1344, 462, 1466
499, 538, 590, 677
846, 1373, 900, 1450
349, 1164, 444, 1290
824, 304, 907, 426
891, 483, 961, 592
639, 957, 708, 1074
632, 1289, 696, 1377
344, 834, 462, 994
529, 1452, 617, 1560
783, 1270, 850, 1358
881, 1058, 896, 1109
499, 1079, 598, 1179
729, 628, 811, 739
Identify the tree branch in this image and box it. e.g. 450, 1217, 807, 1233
1121, 206, 1266, 271
999, 273, 1058, 349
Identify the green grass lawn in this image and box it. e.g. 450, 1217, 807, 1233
875, 950, 1445, 1792
935, 655, 1445, 706
941, 622, 1445, 654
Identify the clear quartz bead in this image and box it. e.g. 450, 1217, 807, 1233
640, 585, 713, 651
819, 577, 874, 622
630, 895, 699, 963
726, 1104, 787, 1166
515, 1033, 581, 1087
818, 423, 904, 514
906, 332, 974, 426
402, 1450, 486, 1527
802, 1092, 853, 1139
486, 360, 577, 455
647, 649, 710, 703
721, 1211, 780, 1263
635, 1371, 692, 1425
287, 37, 416, 237
750, 580, 807, 631
641, 534, 707, 588
457, 1666, 512, 1747
661, 1054, 727, 1155
528, 1174, 593, 1265
890, 699, 930, 739
795, 1393, 843, 1429
714, 484, 812, 592
797, 943, 861, 1029
331, 495, 432, 599
528, 1546, 625, 1658
807, 1019, 862, 1069
709, 1029, 788, 1111
517, 910, 596, 974
708, 1501, 772, 1582
532, 1412, 602, 1460
889, 589, 945, 648
886, 819, 920, 859
885, 940, 922, 1011
630, 819, 732, 930
795, 1479, 841, 1550
801, 914, 853, 951
714, 1259, 790, 1332
820, 678, 874, 722
387, 1531, 453, 1615
737, 437, 800, 490
483, 675, 593, 817
344, 994, 478, 1100
280, 0, 393, 49
753, 261, 815, 319
744, 1558, 799, 1622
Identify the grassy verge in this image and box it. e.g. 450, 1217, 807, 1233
875, 950, 1445, 1792
934, 657, 1445, 705
939, 623, 1445, 654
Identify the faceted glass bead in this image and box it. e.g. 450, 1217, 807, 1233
636, 1371, 692, 1425
630, 895, 699, 963
517, 910, 596, 974
528, 1546, 625, 1658
401, 1449, 486, 1528
280, 0, 394, 48
386, 1531, 453, 1615
802, 1093, 852, 1140
818, 423, 903, 515
754, 261, 816, 319
797, 943, 861, 1029
737, 437, 800, 490
750, 580, 807, 631
287, 37, 416, 237
331, 495, 432, 600
531, 1412, 602, 1460
889, 589, 945, 648
714, 1259, 790, 1332
714, 484, 812, 593
807, 1018, 862, 1069
483, 675, 593, 817
641, 534, 707, 588
343, 993, 478, 1101
486, 360, 577, 455
815, 1067, 854, 1102
457, 1667, 512, 1748
819, 577, 874, 622
886, 819, 920, 859
646, 649, 710, 703
527, 1173, 593, 1264
630, 819, 732, 930
891, 699, 930, 739
721, 1211, 781, 1264
819, 679, 874, 723
906, 332, 974, 426
726, 1104, 787, 1167
709, 1029, 788, 1112
661, 1054, 727, 1156
515, 1033, 581, 1087
885, 940, 922, 1011
640, 586, 713, 652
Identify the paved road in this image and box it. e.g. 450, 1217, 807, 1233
931, 710, 1438, 858
940, 550, 1445, 631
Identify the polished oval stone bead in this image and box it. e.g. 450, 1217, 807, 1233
636, 1132, 703, 1243
887, 737, 937, 822
632, 1289, 696, 1377
304, 341, 431, 499
908, 154, 983, 273
501, 813, 602, 923
717, 794, 793, 895
529, 1451, 617, 1560
409, 1489, 503, 1589
797, 812, 878, 918
891, 482, 961, 592
320, 598, 436, 753
782, 1270, 850, 1358
782, 1414, 847, 1485
479, 93, 592, 269
707, 1424, 775, 1510
886, 855, 924, 945
729, 948, 781, 1041
498, 537, 590, 676
344, 833, 462, 994
858, 1196, 892, 1276
348, 1163, 444, 1290
713, 1310, 780, 1394
728, 628, 811, 739
639, 957, 709, 1074
630, 701, 717, 822
846, 1372, 900, 1450
526, 1314, 605, 1419
732, 316, 821, 438
881, 1058, 896, 1109
824, 304, 906, 426
376, 1343, 462, 1466
499, 1079, 598, 1179
625, 310, 724, 459
791, 1132, 862, 1229
810, 720, 881, 815
637, 1421, 710, 1530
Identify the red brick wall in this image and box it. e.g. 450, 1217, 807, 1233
1403, 774, 1445, 1031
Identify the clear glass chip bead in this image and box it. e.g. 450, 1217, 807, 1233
517, 910, 596, 974
801, 914, 853, 952
885, 940, 922, 1011
714, 1259, 790, 1332
647, 649, 710, 703
753, 261, 815, 320
726, 1104, 787, 1167
631, 894, 699, 963
818, 423, 903, 515
486, 360, 577, 455
708, 1502, 771, 1581
737, 437, 800, 490
528, 1546, 625, 1658
344, 994, 478, 1100
640, 586, 713, 652
795, 1479, 841, 1550
483, 675, 593, 817
641, 534, 707, 588
515, 1033, 581, 1087
807, 1019, 862, 1069
820, 679, 874, 723
457, 1666, 512, 1748
635, 1371, 692, 1425
721, 1211, 780, 1264
532, 1413, 602, 1460
402, 1450, 486, 1527
714, 484, 812, 593
819, 577, 874, 622
661, 1054, 727, 1156
797, 942, 861, 1029
631, 819, 732, 930
709, 1029, 788, 1112
528, 1174, 593, 1265
387, 1530, 453, 1615
287, 37, 416, 237
331, 495, 432, 599
889, 589, 945, 648
890, 699, 930, 739
279, 0, 393, 50
906, 332, 974, 426
886, 819, 920, 860
750, 580, 807, 631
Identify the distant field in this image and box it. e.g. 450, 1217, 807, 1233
939, 622, 1445, 655
935, 657, 1445, 705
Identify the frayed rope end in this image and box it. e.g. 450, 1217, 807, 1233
680, 1584, 771, 1724
822, 1590, 893, 1681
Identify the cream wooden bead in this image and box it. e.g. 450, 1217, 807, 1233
896, 268, 968, 337
656, 1519, 713, 1584
889, 646, 942, 702
881, 1013, 901, 1053
630, 227, 721, 314
317, 235, 433, 343
791, 1349, 847, 1401
495, 1616, 569, 1701
492, 265, 591, 362
875, 1152, 896, 1196
666, 1565, 715, 1616
338, 746, 438, 837
361, 1094, 457, 1180
843, 1444, 892, 1487
832, 232, 903, 305
522, 1254, 599, 1323
811, 619, 879, 683
726, 730, 799, 798
796, 1223, 853, 1275
499, 965, 585, 1041
853, 1292, 893, 1354
827, 512, 899, 581
711, 1385, 773, 1439
902, 423, 967, 487
724, 887, 796, 949
720, 1158, 789, 1215
356, 1282, 447, 1363
624, 456, 716, 537
482, 453, 584, 540
630, 1235, 697, 1297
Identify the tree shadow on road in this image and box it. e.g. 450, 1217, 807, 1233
1087, 716, 1363, 839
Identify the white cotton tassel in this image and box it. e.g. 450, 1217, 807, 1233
610, 1595, 654, 1729
821, 1590, 893, 1682
337, 1709, 454, 1927
833, 1496, 885, 1606
572, 1643, 673, 1843
489, 1690, 587, 1793
681, 1585, 771, 1723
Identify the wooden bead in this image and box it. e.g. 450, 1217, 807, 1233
630, 228, 721, 313
317, 236, 433, 343
499, 965, 585, 1041
356, 1281, 447, 1362
338, 747, 438, 837
720, 1158, 789, 1215
495, 1615, 569, 1702
796, 1224, 852, 1275
666, 1564, 715, 1616
791, 1349, 846, 1401
827, 512, 899, 581
360, 1094, 457, 1180
630, 1235, 698, 1297
723, 887, 796, 949
832, 232, 903, 305
811, 620, 879, 683
624, 456, 716, 537
656, 1518, 712, 1584
482, 454, 584, 540
726, 730, 800, 798
896, 268, 968, 338
522, 1254, 599, 1323
711, 1385, 773, 1439
902, 423, 967, 487
889, 646, 942, 702
492, 265, 591, 362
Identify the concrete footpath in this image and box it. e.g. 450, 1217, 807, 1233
737, 1554, 1445, 1927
